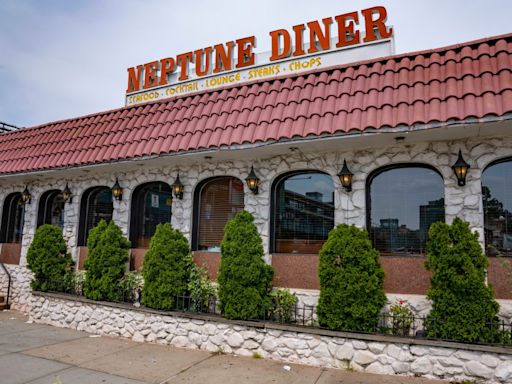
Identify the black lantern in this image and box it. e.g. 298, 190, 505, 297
62, 183, 73, 203
172, 174, 184, 199
21, 186, 32, 204
337, 159, 353, 192
111, 178, 123, 201
452, 150, 470, 187
245, 166, 260, 194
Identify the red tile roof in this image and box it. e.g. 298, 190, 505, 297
1, 33, 512, 175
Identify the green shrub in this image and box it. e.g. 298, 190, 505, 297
317, 224, 386, 332
218, 211, 274, 320
388, 298, 414, 336
188, 264, 216, 312
69, 270, 86, 295
142, 223, 192, 310
26, 224, 73, 292
425, 218, 500, 343
271, 288, 298, 323
83, 220, 130, 301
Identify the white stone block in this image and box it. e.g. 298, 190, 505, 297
334, 344, 354, 360
392, 361, 410, 373
365, 361, 394, 375
495, 361, 512, 382
226, 333, 244, 348
353, 350, 376, 366
464, 360, 493, 379
368, 342, 385, 354
410, 356, 432, 375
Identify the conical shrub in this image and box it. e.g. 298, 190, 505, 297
27, 224, 73, 292
425, 217, 499, 342
218, 211, 274, 320
142, 223, 192, 310
317, 224, 386, 332
83, 220, 130, 301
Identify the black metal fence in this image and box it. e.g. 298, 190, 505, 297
36, 278, 512, 347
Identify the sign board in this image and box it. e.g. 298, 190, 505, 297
151, 194, 159, 208
125, 6, 394, 106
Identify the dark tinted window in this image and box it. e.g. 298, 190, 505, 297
368, 166, 445, 255
482, 159, 512, 256
37, 190, 65, 229
194, 177, 244, 251
272, 172, 334, 254
130, 182, 172, 248
0, 193, 24, 243
78, 187, 113, 246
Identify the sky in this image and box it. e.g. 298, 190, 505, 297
0, 0, 511, 128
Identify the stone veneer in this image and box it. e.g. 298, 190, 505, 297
0, 264, 32, 312
1, 134, 512, 316
2, 134, 511, 266
30, 292, 512, 384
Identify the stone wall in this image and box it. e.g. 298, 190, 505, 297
30, 293, 512, 384
0, 265, 32, 312
2, 134, 512, 312
2, 134, 511, 266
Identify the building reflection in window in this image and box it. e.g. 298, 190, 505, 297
78, 186, 113, 246
37, 190, 65, 229
482, 159, 512, 256
272, 171, 334, 254
0, 192, 25, 243
368, 166, 445, 256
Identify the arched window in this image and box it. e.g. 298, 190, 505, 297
367, 165, 445, 256
78, 186, 113, 246
271, 171, 335, 254
192, 177, 244, 251
130, 182, 172, 248
482, 158, 512, 256
37, 190, 65, 229
0, 192, 25, 243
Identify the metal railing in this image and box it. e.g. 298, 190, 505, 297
35, 278, 512, 347
0, 122, 19, 133
0, 263, 11, 309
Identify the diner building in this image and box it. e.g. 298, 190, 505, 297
0, 32, 511, 311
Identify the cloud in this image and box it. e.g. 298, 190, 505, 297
1, 0, 511, 127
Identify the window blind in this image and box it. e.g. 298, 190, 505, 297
198, 177, 244, 251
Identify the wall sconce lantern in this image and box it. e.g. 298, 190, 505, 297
111, 178, 123, 201
172, 174, 184, 199
452, 150, 470, 187
62, 183, 73, 203
21, 186, 32, 204
337, 159, 353, 192
245, 166, 260, 194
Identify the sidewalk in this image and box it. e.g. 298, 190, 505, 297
0, 310, 446, 384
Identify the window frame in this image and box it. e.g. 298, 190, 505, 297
192, 176, 245, 251
129, 181, 172, 248
366, 163, 445, 257
270, 170, 335, 254
77, 186, 113, 246
37, 189, 65, 229
0, 192, 25, 244
481, 156, 512, 256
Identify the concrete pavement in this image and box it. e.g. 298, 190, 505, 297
0, 310, 447, 384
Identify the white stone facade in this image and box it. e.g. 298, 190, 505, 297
30, 293, 512, 384
1, 133, 512, 312
2, 133, 511, 264
0, 264, 32, 312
